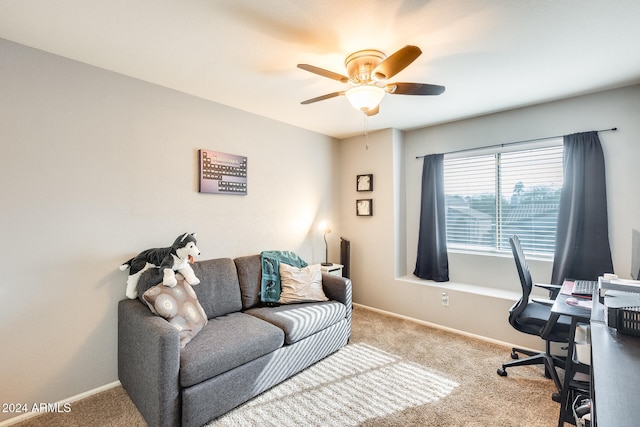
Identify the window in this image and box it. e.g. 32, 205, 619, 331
443, 140, 563, 256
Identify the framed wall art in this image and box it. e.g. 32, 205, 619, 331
356, 174, 373, 192
198, 149, 247, 195
356, 199, 373, 216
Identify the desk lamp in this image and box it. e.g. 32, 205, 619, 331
319, 221, 332, 266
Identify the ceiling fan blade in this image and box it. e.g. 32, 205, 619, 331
300, 91, 345, 105
365, 105, 380, 116
297, 64, 349, 83
373, 45, 422, 80
387, 82, 445, 96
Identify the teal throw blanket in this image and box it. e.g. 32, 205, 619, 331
260, 250, 308, 304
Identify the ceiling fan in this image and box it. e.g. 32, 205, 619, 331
297, 45, 445, 116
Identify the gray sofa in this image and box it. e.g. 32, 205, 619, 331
118, 255, 352, 427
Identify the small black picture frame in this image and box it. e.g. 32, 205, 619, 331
356, 174, 373, 192
356, 199, 373, 216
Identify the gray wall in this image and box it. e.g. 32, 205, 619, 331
3, 33, 639, 423
340, 84, 640, 347
0, 39, 339, 423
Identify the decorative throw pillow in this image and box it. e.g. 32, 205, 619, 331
278, 263, 328, 304
142, 275, 208, 348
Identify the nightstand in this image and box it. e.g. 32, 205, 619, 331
320, 263, 343, 277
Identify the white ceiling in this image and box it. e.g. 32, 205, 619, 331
2, 0, 640, 139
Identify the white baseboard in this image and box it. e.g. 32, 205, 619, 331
352, 302, 534, 351
0, 381, 121, 426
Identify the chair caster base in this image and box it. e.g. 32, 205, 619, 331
552, 392, 561, 403
497, 367, 507, 377
510, 352, 519, 359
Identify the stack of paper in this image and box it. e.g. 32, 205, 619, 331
598, 277, 640, 298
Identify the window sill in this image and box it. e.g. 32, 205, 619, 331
396, 274, 521, 301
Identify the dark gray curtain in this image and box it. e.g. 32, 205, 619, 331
551, 131, 613, 284
414, 154, 449, 282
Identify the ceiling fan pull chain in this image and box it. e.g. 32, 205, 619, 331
363, 113, 369, 150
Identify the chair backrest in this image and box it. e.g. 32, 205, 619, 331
509, 235, 533, 321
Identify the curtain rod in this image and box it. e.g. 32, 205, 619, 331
415, 127, 618, 159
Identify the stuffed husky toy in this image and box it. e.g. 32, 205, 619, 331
120, 233, 201, 299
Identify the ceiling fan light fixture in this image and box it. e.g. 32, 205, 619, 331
298, 45, 444, 115
345, 85, 385, 112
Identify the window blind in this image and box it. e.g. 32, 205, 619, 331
443, 142, 563, 256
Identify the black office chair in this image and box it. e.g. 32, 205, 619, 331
497, 235, 571, 392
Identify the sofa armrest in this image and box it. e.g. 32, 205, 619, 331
321, 273, 352, 319
118, 299, 181, 427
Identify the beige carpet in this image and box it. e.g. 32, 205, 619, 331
11, 306, 563, 426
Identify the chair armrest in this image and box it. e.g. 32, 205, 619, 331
535, 283, 562, 299
321, 273, 352, 320
532, 297, 555, 306
535, 283, 562, 291
118, 299, 181, 427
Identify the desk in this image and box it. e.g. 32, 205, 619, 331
590, 300, 640, 426
545, 291, 592, 337
546, 285, 592, 426
551, 283, 640, 426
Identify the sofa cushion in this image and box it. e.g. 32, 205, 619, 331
179, 312, 284, 388
245, 301, 346, 345
137, 268, 165, 299
260, 251, 308, 303
234, 255, 262, 310
190, 258, 243, 319
142, 276, 208, 348
135, 258, 243, 319
278, 263, 328, 304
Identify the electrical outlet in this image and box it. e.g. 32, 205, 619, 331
441, 292, 449, 307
